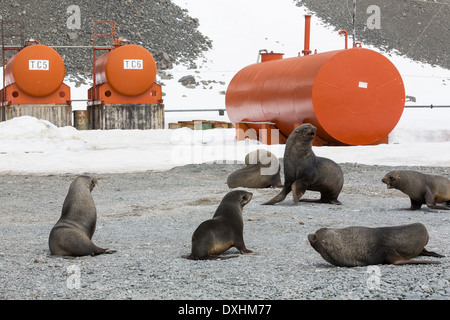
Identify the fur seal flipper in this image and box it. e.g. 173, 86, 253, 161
263, 124, 343, 205
186, 190, 254, 260
382, 170, 450, 210
49, 176, 114, 257
308, 223, 444, 267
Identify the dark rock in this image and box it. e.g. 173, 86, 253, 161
178, 75, 197, 86
296, 0, 449, 69
0, 0, 212, 84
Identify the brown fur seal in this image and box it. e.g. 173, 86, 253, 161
382, 170, 450, 210
186, 190, 254, 260
227, 149, 282, 188
263, 123, 343, 205
49, 176, 114, 257
308, 223, 444, 267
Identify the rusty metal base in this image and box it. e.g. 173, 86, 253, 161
2, 104, 72, 127
87, 103, 165, 130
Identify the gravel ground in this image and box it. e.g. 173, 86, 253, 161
0, 162, 448, 301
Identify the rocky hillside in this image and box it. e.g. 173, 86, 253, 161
1, 0, 448, 88
0, 0, 212, 85
296, 0, 449, 70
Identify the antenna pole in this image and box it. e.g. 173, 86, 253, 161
352, 0, 356, 47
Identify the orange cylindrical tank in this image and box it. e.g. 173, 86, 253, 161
94, 44, 157, 97
225, 47, 405, 146
4, 44, 65, 97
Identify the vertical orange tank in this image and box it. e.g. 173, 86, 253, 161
1, 44, 70, 104
88, 44, 163, 104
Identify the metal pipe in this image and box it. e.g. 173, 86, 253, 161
339, 30, 348, 49
302, 14, 312, 55
352, 0, 356, 47
165, 109, 226, 115
404, 105, 450, 108
165, 109, 226, 112
49, 45, 95, 48
257, 49, 268, 63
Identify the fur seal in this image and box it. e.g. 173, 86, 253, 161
186, 190, 254, 260
227, 149, 282, 189
263, 123, 344, 205
382, 170, 450, 210
308, 223, 444, 267
49, 176, 114, 257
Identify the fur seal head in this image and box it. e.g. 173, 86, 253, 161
287, 123, 317, 149
214, 189, 253, 217
88, 177, 98, 191
234, 189, 253, 207
381, 171, 401, 189
308, 228, 345, 266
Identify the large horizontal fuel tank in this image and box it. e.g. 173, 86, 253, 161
4, 44, 66, 98
226, 47, 405, 146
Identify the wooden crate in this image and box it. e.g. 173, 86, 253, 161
212, 121, 231, 128
168, 122, 182, 129
169, 120, 232, 130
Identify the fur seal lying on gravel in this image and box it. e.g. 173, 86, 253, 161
186, 190, 254, 260
263, 124, 343, 205
227, 149, 282, 188
308, 223, 444, 267
49, 176, 115, 257
382, 170, 450, 210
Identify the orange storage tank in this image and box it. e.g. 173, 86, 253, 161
89, 44, 162, 104
2, 43, 69, 104
225, 47, 405, 146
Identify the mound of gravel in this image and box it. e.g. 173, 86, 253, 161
0, 0, 212, 85
0, 163, 448, 300
297, 0, 450, 69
